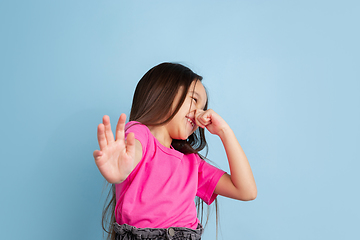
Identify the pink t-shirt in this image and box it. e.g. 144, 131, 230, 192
115, 121, 226, 230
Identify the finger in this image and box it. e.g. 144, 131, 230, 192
125, 132, 135, 156
103, 115, 115, 144
93, 150, 103, 160
195, 116, 205, 128
195, 110, 211, 128
115, 113, 127, 141
195, 109, 204, 117
97, 123, 107, 150
194, 109, 205, 128
199, 117, 211, 128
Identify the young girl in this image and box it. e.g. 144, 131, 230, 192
93, 63, 257, 240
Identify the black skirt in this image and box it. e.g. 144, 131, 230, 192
114, 222, 204, 240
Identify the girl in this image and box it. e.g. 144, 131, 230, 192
93, 63, 257, 240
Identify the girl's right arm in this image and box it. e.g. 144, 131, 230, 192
93, 113, 143, 184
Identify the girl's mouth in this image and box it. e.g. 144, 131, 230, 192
187, 117, 195, 128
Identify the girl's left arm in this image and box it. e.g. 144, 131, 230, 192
195, 109, 257, 201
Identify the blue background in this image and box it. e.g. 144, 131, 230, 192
1, 1, 359, 239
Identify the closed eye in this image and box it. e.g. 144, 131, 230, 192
192, 97, 198, 103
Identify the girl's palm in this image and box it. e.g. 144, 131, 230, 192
93, 114, 135, 184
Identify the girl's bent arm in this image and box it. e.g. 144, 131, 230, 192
195, 109, 257, 201
214, 126, 257, 201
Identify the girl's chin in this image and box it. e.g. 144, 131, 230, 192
176, 131, 195, 141
190, 126, 198, 134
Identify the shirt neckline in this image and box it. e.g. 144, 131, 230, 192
129, 121, 184, 159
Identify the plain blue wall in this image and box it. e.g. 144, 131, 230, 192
1, 1, 359, 239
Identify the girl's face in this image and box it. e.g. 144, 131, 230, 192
166, 80, 207, 140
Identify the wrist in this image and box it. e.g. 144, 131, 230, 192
217, 124, 233, 140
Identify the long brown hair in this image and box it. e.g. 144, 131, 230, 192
102, 62, 219, 239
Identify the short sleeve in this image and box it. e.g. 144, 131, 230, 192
196, 158, 226, 205
125, 121, 149, 156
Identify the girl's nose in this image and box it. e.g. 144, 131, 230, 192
189, 103, 197, 113
187, 107, 199, 119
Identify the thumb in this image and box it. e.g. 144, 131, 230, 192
194, 109, 205, 128
125, 132, 135, 156
93, 150, 103, 160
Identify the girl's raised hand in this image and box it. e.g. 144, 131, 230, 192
93, 114, 135, 184
195, 109, 229, 136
